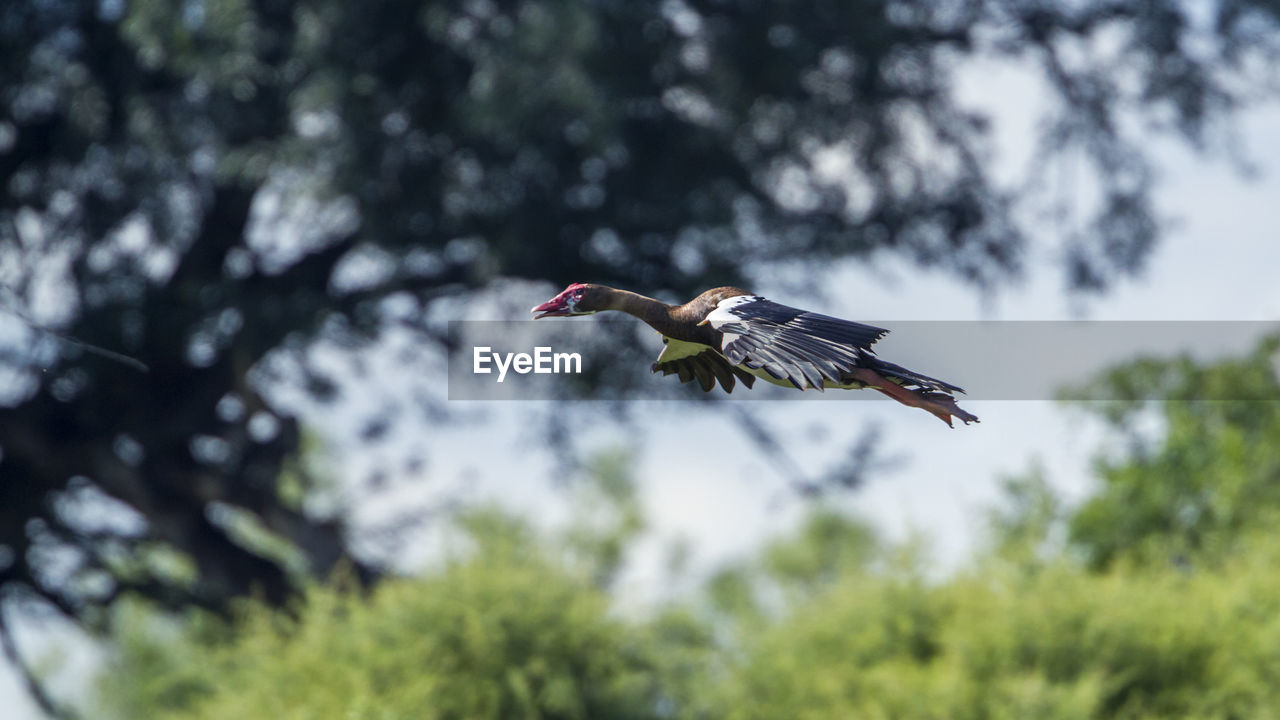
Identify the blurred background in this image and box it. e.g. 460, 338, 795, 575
4, 1, 1280, 718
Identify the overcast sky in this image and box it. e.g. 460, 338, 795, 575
5, 58, 1280, 720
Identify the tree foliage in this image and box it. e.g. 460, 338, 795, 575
715, 543, 1280, 720
99, 465, 1280, 720
102, 520, 668, 720
4, 0, 1280, 653
1065, 334, 1280, 569
99, 463, 711, 720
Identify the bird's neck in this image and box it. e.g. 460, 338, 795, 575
604, 288, 707, 342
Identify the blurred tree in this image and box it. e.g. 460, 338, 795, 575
97, 467, 718, 720
95, 494, 1280, 720
691, 493, 1280, 720
986, 464, 1065, 569
561, 450, 646, 587
98, 511, 681, 720
2, 0, 1279, 703
1064, 334, 1280, 569
713, 545, 1280, 720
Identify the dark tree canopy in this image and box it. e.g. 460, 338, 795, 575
1, 0, 1277, 646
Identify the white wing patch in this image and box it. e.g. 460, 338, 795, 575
703, 295, 762, 331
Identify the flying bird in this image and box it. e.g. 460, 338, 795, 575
531, 283, 978, 427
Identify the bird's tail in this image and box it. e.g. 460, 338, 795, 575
850, 359, 979, 427
866, 357, 965, 395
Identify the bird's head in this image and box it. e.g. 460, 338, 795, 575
530, 283, 606, 319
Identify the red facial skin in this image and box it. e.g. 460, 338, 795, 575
530, 283, 588, 319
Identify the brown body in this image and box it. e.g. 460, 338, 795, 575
586, 285, 748, 346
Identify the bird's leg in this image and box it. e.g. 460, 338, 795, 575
918, 391, 980, 426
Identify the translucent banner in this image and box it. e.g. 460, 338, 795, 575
446, 320, 1280, 401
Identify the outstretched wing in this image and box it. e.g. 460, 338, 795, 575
652, 337, 756, 393
705, 295, 890, 391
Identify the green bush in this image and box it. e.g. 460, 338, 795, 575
100, 513, 1280, 720
718, 536, 1280, 719
100, 511, 676, 720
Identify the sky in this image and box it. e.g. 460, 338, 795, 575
5, 54, 1280, 720
353, 69, 1280, 601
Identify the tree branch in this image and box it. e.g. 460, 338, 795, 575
0, 596, 82, 720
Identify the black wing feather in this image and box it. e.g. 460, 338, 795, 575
676, 363, 693, 384
715, 298, 889, 391
726, 299, 888, 349
652, 345, 756, 393
689, 355, 715, 392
